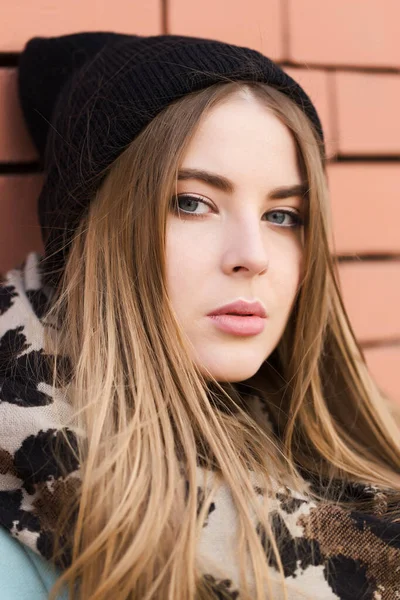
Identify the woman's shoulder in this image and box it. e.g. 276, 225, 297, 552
0, 526, 66, 599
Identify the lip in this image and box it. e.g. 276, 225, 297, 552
207, 314, 265, 336
207, 299, 267, 337
207, 299, 267, 318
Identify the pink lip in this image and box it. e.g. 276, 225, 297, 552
207, 314, 266, 336
208, 299, 267, 319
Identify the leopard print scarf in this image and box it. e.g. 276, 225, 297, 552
1, 251, 400, 599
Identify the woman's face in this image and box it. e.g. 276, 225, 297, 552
165, 91, 306, 382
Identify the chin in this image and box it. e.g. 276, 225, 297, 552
200, 363, 263, 384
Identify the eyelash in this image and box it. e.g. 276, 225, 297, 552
170, 194, 304, 228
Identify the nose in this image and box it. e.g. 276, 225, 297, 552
222, 217, 269, 277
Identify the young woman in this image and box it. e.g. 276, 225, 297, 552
0, 31, 400, 600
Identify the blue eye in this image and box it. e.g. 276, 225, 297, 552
266, 210, 304, 228
170, 194, 304, 228
173, 195, 206, 215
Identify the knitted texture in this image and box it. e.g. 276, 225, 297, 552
18, 31, 325, 291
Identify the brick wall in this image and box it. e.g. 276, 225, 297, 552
1, 0, 399, 402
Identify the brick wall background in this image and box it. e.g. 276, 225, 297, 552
1, 0, 399, 403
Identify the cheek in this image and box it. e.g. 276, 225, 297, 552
272, 248, 303, 311
165, 222, 209, 306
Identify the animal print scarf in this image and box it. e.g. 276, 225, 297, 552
1, 251, 400, 599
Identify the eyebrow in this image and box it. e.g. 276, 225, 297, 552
177, 168, 309, 200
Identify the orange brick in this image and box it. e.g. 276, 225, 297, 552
168, 0, 283, 60
335, 72, 400, 155
0, 68, 38, 163
364, 346, 400, 406
327, 163, 400, 254
1, 0, 161, 52
0, 175, 44, 274
283, 68, 337, 158
338, 262, 400, 342
288, 0, 400, 68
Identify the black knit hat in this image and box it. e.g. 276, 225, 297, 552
18, 31, 325, 290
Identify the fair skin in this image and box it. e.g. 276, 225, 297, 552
166, 90, 306, 382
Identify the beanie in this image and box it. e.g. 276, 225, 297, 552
17, 31, 325, 290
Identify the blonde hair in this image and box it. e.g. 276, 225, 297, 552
41, 80, 400, 600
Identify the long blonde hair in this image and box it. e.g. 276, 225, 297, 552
42, 80, 400, 599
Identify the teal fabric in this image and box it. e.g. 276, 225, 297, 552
0, 527, 67, 599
